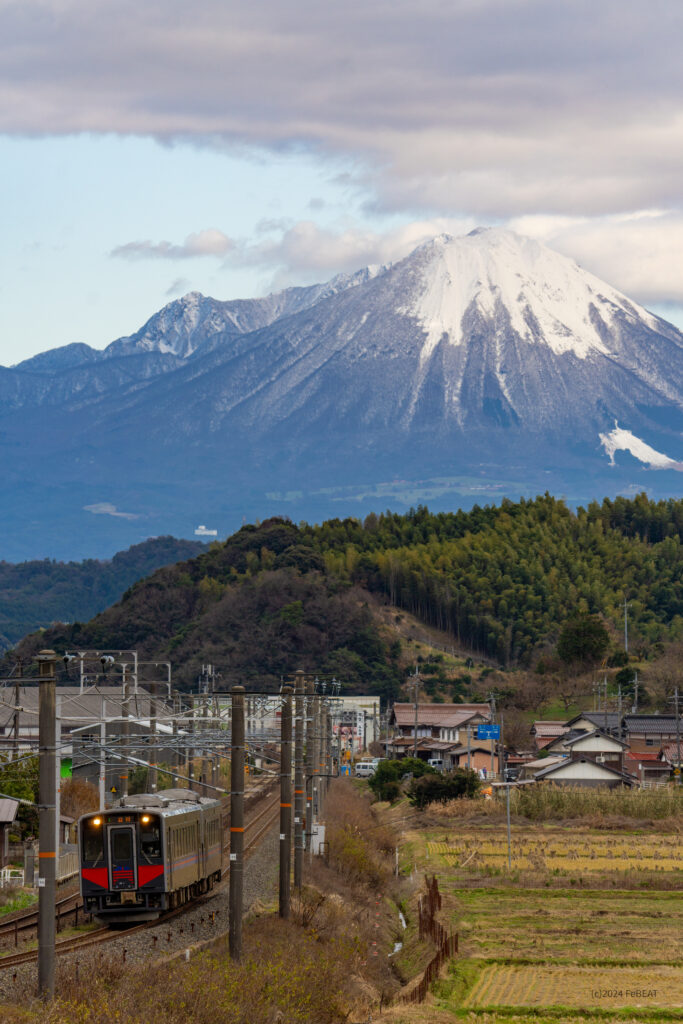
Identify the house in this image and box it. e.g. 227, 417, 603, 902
518, 755, 565, 780
389, 703, 490, 744
622, 715, 679, 752
538, 729, 590, 756
448, 745, 499, 775
534, 757, 635, 788
660, 743, 682, 769
563, 711, 622, 737
530, 721, 568, 750
0, 685, 177, 796
562, 729, 628, 773
625, 751, 672, 785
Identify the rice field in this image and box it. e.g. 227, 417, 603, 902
461, 964, 683, 1009
390, 821, 683, 1023
424, 828, 683, 878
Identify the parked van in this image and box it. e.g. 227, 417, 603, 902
427, 758, 444, 772
354, 761, 377, 778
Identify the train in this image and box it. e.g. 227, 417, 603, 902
79, 789, 223, 923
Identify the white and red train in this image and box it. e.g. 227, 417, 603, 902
79, 789, 223, 922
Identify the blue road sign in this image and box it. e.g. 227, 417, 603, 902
477, 724, 501, 740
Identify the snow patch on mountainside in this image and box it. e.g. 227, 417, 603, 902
599, 424, 682, 470
401, 228, 660, 362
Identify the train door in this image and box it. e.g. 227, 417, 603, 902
108, 825, 137, 893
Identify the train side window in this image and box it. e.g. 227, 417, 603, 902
140, 817, 161, 861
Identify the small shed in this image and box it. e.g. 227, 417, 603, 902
0, 798, 19, 869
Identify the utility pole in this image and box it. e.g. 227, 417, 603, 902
13, 657, 22, 761
279, 684, 292, 918
37, 649, 56, 999
294, 671, 305, 889
412, 667, 420, 758
604, 676, 608, 734
229, 686, 245, 961
148, 682, 158, 792
318, 684, 327, 812
55, 696, 61, 863
171, 691, 179, 787
488, 692, 496, 777
466, 724, 471, 769
674, 687, 681, 786
312, 683, 320, 822
201, 692, 210, 797
99, 698, 106, 810
120, 670, 129, 799
187, 695, 195, 792
305, 676, 314, 854
631, 672, 639, 715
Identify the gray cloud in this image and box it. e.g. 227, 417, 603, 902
111, 228, 234, 260
165, 276, 191, 296
2, 1, 683, 217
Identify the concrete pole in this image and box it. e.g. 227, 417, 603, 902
171, 692, 179, 787
279, 685, 292, 918
305, 676, 314, 853
201, 694, 210, 797
37, 649, 56, 999
312, 687, 320, 824
55, 696, 61, 854
187, 695, 195, 792
99, 698, 106, 811
294, 670, 305, 889
13, 657, 22, 761
229, 686, 245, 962
148, 683, 158, 792
120, 674, 129, 799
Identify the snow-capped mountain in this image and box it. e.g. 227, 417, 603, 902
1, 228, 681, 560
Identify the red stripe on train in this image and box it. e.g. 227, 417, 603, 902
138, 865, 165, 886
82, 867, 109, 888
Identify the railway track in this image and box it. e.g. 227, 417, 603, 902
0, 789, 281, 970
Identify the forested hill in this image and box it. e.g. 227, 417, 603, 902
8, 494, 683, 690
0, 536, 207, 652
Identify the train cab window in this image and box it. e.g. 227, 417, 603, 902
140, 816, 162, 861
82, 816, 104, 865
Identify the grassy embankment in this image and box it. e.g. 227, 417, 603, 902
0, 779, 416, 1024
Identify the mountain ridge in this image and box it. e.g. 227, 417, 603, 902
1, 228, 682, 560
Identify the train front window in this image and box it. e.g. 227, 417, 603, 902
111, 829, 133, 862
140, 817, 162, 861
82, 818, 104, 865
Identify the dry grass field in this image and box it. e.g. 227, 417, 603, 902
426, 829, 683, 877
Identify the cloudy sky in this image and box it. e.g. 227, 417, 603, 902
2, 0, 682, 364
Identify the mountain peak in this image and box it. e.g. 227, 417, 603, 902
400, 227, 657, 360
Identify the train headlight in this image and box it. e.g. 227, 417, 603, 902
93, 817, 102, 827
141, 815, 150, 824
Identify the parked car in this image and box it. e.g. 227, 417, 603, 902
354, 762, 377, 778
427, 758, 444, 772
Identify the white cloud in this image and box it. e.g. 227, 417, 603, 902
83, 502, 139, 519
111, 228, 234, 260
209, 211, 683, 317
508, 210, 683, 305
2, 1, 683, 218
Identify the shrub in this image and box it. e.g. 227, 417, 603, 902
407, 768, 480, 808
